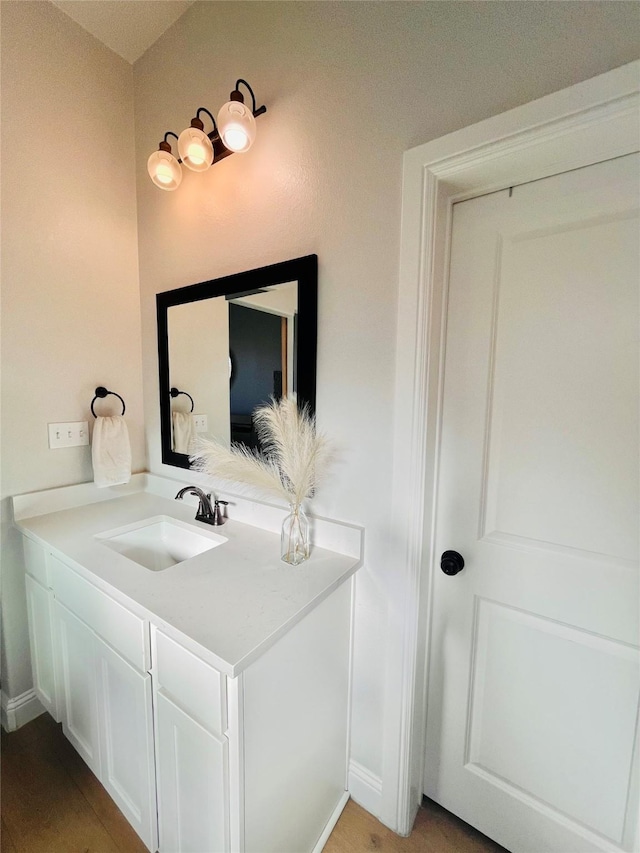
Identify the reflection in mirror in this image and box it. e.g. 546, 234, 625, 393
167, 296, 231, 452
167, 283, 297, 452
228, 282, 297, 448
157, 256, 317, 469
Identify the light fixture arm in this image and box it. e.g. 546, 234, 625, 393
160, 131, 182, 162
195, 107, 218, 137
158, 131, 179, 154
234, 79, 267, 118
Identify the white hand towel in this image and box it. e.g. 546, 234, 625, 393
172, 411, 195, 454
92, 416, 132, 488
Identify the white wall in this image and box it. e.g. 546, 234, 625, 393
133, 0, 640, 798
0, 2, 143, 700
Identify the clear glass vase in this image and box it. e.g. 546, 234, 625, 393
281, 503, 310, 565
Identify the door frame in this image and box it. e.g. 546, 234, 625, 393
384, 60, 640, 835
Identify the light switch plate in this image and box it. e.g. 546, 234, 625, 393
48, 421, 89, 449
193, 414, 208, 432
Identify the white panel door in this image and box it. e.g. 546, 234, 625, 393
425, 154, 639, 853
55, 600, 101, 776
155, 689, 229, 853
25, 574, 59, 721
95, 638, 157, 852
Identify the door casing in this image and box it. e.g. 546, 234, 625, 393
384, 60, 640, 835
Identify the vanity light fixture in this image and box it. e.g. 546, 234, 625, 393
147, 79, 266, 191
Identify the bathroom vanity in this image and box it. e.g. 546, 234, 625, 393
14, 476, 362, 853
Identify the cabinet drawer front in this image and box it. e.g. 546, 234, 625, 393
152, 628, 225, 736
51, 556, 148, 672
23, 535, 49, 587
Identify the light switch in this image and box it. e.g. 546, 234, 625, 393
48, 421, 89, 449
193, 414, 208, 432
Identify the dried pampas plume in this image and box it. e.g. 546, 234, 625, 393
191, 397, 332, 506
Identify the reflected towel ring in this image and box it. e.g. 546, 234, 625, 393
91, 386, 126, 418
170, 387, 195, 413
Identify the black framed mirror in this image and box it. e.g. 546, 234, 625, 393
157, 255, 317, 469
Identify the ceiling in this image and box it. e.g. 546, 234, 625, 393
50, 1, 196, 64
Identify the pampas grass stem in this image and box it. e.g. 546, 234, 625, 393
191, 397, 331, 506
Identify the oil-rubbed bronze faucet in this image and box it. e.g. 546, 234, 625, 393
174, 486, 228, 525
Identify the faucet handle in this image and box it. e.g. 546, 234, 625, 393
213, 499, 228, 525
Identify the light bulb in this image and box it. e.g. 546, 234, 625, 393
224, 128, 249, 151
187, 143, 206, 164
156, 166, 174, 185
178, 125, 214, 172
217, 100, 256, 153
147, 148, 182, 191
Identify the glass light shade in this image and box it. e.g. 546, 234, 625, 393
217, 100, 257, 152
147, 149, 182, 191
177, 126, 214, 172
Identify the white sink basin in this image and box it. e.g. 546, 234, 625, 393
96, 515, 227, 571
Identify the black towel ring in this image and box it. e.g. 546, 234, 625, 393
170, 387, 195, 413
91, 386, 126, 418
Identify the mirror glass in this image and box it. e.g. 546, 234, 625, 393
157, 256, 317, 469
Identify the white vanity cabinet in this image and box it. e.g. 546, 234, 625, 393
18, 498, 359, 853
23, 537, 60, 721
238, 580, 352, 853
22, 536, 158, 852
151, 576, 353, 853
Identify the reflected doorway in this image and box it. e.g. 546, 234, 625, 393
229, 302, 288, 449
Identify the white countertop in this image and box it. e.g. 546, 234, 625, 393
16, 490, 361, 676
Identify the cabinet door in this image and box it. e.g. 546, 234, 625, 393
25, 574, 59, 721
95, 638, 157, 852
156, 689, 229, 853
55, 601, 101, 776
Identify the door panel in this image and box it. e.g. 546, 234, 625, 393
96, 639, 157, 851
55, 601, 101, 776
425, 154, 640, 853
155, 689, 229, 853
482, 212, 639, 559
467, 599, 638, 842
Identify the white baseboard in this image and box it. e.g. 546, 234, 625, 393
1, 688, 45, 732
313, 790, 350, 853
348, 759, 383, 818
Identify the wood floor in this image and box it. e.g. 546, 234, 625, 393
1, 713, 148, 853
1, 713, 507, 853
324, 799, 507, 853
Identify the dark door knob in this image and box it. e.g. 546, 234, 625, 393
440, 550, 465, 576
